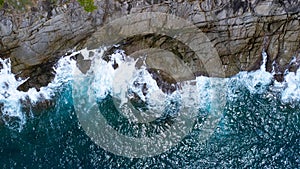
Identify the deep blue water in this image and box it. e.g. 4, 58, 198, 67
0, 81, 299, 168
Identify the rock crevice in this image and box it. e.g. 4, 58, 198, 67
0, 0, 299, 90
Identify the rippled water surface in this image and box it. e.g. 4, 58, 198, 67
0, 50, 299, 168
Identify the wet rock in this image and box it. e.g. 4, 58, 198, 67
74, 53, 92, 74
16, 58, 57, 92
147, 68, 178, 94
105, 34, 204, 79
20, 96, 56, 116
0, 0, 298, 90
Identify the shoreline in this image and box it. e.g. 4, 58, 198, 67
0, 0, 299, 91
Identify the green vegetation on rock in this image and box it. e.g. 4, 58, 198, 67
0, 0, 4, 8
0, 0, 96, 12
1, 0, 35, 11
77, 0, 97, 12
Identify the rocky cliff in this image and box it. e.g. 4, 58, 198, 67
0, 0, 299, 91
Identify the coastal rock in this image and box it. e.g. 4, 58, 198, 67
0, 0, 299, 91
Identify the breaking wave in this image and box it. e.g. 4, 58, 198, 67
0, 49, 298, 130
0, 48, 299, 168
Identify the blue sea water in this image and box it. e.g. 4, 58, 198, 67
0, 50, 299, 168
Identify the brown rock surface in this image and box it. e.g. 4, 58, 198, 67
0, 0, 299, 91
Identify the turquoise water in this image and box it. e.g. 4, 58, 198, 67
0, 50, 299, 168
0, 80, 299, 168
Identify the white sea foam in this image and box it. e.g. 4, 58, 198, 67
269, 55, 300, 103
230, 51, 273, 95
0, 48, 299, 130
0, 59, 27, 130
281, 66, 300, 103
0, 56, 76, 131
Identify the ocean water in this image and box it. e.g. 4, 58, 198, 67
0, 49, 299, 168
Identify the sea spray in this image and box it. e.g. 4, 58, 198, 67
0, 59, 27, 130
228, 51, 273, 96
280, 63, 300, 103
0, 48, 299, 131
0, 56, 76, 131
0, 49, 299, 168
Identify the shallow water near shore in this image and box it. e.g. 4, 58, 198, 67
0, 50, 299, 168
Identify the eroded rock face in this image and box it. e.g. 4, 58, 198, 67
0, 0, 299, 91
